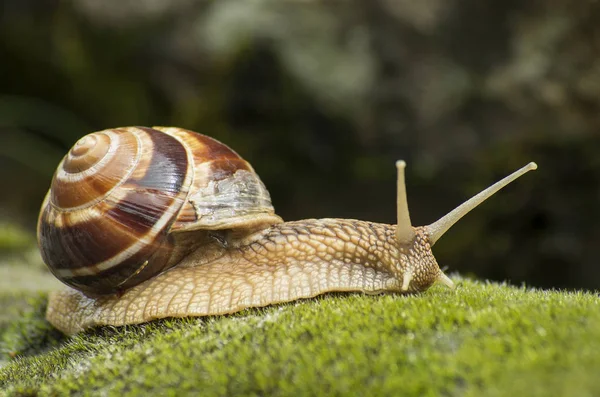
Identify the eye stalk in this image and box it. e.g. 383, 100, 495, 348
425, 162, 538, 245
395, 160, 415, 245
394, 160, 538, 290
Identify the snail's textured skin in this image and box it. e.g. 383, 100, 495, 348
46, 219, 440, 335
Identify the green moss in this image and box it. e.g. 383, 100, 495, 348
1, 278, 599, 396
0, 295, 64, 364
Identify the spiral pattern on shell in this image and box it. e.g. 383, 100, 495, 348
37, 126, 281, 295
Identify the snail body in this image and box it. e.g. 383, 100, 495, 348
39, 127, 537, 335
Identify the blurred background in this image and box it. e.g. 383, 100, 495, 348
0, 0, 598, 291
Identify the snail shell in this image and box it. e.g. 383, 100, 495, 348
37, 126, 282, 295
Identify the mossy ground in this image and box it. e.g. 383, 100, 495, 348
1, 277, 599, 396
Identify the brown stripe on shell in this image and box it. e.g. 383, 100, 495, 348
39, 186, 178, 271
155, 127, 253, 192
129, 127, 192, 194
51, 232, 176, 295
153, 127, 270, 231
38, 127, 193, 294
51, 128, 140, 209
155, 127, 252, 166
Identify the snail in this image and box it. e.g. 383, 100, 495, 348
38, 126, 537, 335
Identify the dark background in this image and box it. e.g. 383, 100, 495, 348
1, 0, 598, 290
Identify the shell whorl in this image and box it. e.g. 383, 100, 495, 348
38, 127, 194, 295
38, 126, 283, 296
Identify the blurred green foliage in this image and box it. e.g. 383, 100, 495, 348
0, 224, 33, 253
0, 0, 599, 289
